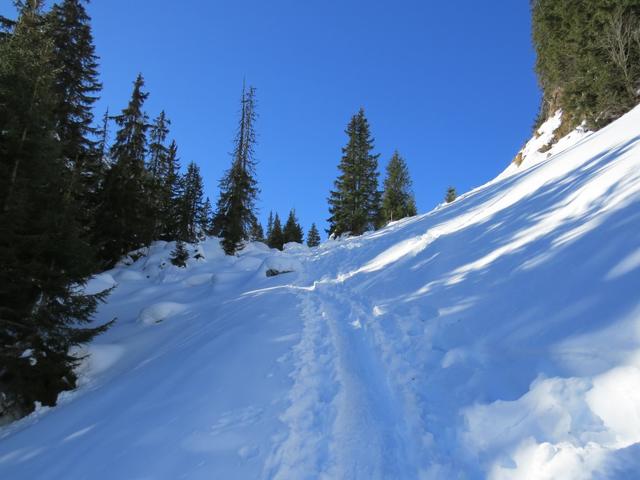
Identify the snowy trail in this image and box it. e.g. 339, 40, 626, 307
311, 283, 417, 479
267, 271, 426, 479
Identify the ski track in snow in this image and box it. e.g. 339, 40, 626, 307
267, 274, 426, 480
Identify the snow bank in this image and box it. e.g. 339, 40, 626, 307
83, 273, 117, 295
138, 302, 188, 325
259, 254, 302, 277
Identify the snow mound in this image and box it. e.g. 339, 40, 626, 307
259, 254, 303, 277
83, 273, 117, 295
283, 242, 308, 253
138, 302, 188, 325
114, 270, 145, 282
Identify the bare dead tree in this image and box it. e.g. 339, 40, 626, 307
604, 7, 637, 101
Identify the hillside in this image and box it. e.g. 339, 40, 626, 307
1, 106, 640, 479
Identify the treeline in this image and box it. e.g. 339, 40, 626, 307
0, 0, 116, 423
0, 0, 263, 423
260, 211, 321, 250
532, 0, 640, 133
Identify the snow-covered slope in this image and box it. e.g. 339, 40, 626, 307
2, 106, 640, 479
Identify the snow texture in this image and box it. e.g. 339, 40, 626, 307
2, 106, 640, 479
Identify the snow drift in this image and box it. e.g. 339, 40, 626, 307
2, 106, 640, 479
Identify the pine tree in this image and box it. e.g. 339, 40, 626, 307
147, 111, 172, 238
94, 74, 153, 266
445, 186, 457, 203
283, 209, 304, 244
95, 108, 110, 172
0, 1, 110, 422
266, 211, 274, 240
48, 0, 103, 234
147, 111, 170, 182
200, 197, 213, 237
160, 140, 182, 239
327, 108, 381, 237
250, 218, 265, 242
170, 240, 189, 268
381, 151, 417, 223
176, 161, 206, 242
307, 223, 321, 247
213, 83, 259, 254
267, 213, 284, 250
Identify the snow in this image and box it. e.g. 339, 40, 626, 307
2, 105, 640, 479
138, 302, 189, 325
82, 273, 117, 295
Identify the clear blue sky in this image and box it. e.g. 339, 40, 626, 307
6, 1, 541, 237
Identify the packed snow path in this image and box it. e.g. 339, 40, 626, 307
2, 106, 640, 479
267, 280, 423, 479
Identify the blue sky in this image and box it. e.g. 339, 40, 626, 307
5, 1, 540, 237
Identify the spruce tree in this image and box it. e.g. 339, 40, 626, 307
0, 1, 110, 422
250, 218, 265, 242
445, 186, 457, 203
147, 111, 170, 182
327, 108, 381, 237
213, 84, 259, 254
307, 223, 321, 247
283, 209, 304, 244
170, 240, 189, 267
147, 111, 171, 238
48, 0, 103, 235
96, 108, 110, 165
268, 213, 284, 250
266, 211, 274, 240
176, 161, 206, 242
381, 151, 417, 223
200, 197, 214, 237
94, 74, 153, 266
160, 140, 182, 239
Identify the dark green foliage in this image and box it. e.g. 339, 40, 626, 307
267, 213, 284, 250
381, 151, 417, 223
307, 223, 321, 247
147, 110, 172, 239
328, 109, 381, 237
283, 209, 304, 244
48, 0, 103, 217
96, 108, 110, 165
250, 218, 265, 242
200, 197, 214, 236
176, 162, 207, 242
94, 74, 153, 266
147, 111, 170, 181
532, 1, 640, 130
0, 1, 110, 422
445, 186, 457, 203
213, 84, 260, 255
160, 140, 182, 239
266, 211, 274, 240
170, 240, 189, 267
